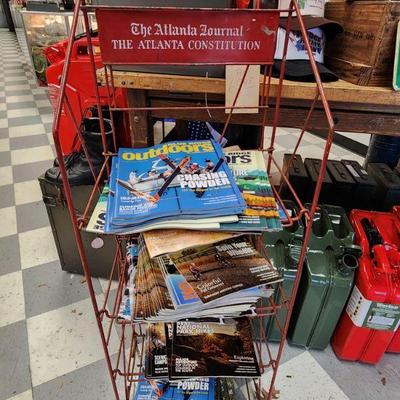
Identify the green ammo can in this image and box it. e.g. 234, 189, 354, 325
287, 204, 361, 350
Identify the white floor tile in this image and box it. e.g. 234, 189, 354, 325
6, 390, 33, 400
0, 206, 17, 238
4, 84, 31, 91
14, 180, 43, 206
41, 114, 54, 124
19, 226, 59, 269
5, 390, 33, 400
6, 95, 35, 104
0, 119, 8, 129
0, 271, 25, 328
7, 108, 39, 119
259, 352, 350, 400
0, 166, 13, 186
11, 145, 54, 166
35, 99, 51, 108
98, 278, 119, 294
9, 124, 46, 138
3, 75, 27, 82
0, 138, 10, 152
27, 295, 119, 387
0, 103, 5, 111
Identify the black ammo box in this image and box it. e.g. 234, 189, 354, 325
342, 160, 377, 210
366, 163, 400, 211
326, 160, 357, 210
39, 176, 116, 279
304, 158, 333, 204
281, 154, 309, 202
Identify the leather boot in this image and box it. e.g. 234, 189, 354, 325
45, 118, 113, 186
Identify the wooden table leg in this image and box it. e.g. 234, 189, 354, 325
127, 89, 153, 148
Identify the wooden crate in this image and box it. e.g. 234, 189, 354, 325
325, 0, 400, 86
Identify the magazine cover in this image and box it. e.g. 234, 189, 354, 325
221, 150, 282, 232
170, 319, 260, 378
169, 237, 282, 303
143, 229, 236, 259
134, 378, 216, 400
86, 184, 109, 234
110, 140, 246, 226
145, 323, 169, 379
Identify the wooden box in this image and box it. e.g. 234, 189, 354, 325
325, 0, 400, 86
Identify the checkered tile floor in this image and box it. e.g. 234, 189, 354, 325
0, 29, 399, 400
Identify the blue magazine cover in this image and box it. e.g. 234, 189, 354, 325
134, 378, 215, 400
110, 140, 246, 226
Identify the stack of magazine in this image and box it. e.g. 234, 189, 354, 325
134, 319, 259, 399
86, 142, 282, 234
130, 235, 280, 322
104, 140, 247, 233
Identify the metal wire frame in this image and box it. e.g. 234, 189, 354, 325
51, 1, 336, 399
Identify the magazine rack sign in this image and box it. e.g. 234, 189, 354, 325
95, 8, 279, 65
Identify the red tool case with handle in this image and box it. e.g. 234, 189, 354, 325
331, 210, 400, 364
386, 206, 400, 353
45, 37, 130, 155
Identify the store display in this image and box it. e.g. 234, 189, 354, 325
38, 177, 116, 278
331, 210, 400, 364
366, 163, 400, 211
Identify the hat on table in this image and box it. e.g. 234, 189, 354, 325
273, 0, 343, 82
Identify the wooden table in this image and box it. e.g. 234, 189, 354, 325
97, 69, 400, 147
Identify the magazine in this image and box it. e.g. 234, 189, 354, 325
221, 150, 282, 232
86, 184, 109, 234
134, 378, 216, 400
168, 237, 282, 303
145, 323, 169, 379
143, 229, 237, 259
105, 140, 246, 233
170, 319, 260, 378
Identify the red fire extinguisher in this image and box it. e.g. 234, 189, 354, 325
331, 210, 400, 364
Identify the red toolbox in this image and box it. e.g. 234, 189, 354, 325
45, 37, 130, 155
331, 210, 400, 364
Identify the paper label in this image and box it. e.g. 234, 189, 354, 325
346, 285, 400, 331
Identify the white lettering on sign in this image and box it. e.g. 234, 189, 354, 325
111, 39, 133, 50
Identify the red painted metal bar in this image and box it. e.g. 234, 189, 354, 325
51, 1, 120, 398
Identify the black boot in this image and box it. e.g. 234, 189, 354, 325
45, 118, 113, 186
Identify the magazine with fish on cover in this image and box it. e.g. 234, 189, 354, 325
134, 377, 216, 400
107, 140, 246, 230
170, 319, 260, 378
168, 236, 282, 304
221, 150, 282, 232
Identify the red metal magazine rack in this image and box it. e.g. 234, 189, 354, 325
52, 1, 336, 399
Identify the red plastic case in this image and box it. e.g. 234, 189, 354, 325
45, 37, 130, 154
331, 210, 400, 364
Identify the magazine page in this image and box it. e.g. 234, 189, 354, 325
169, 237, 282, 303
143, 229, 236, 258
110, 140, 246, 226
171, 319, 260, 378
221, 150, 282, 232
